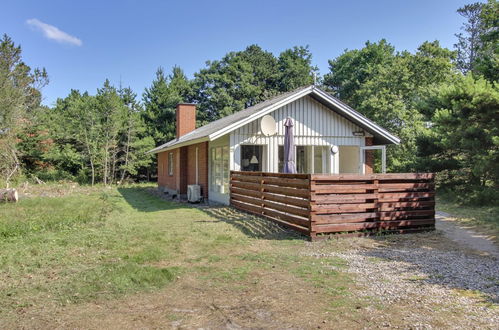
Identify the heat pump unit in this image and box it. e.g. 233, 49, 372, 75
187, 185, 201, 203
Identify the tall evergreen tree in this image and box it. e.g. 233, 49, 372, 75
417, 75, 499, 204
323, 40, 395, 104
192, 45, 279, 123
277, 46, 317, 91
324, 40, 456, 171
118, 87, 154, 183
454, 2, 485, 74
474, 0, 499, 81
0, 34, 48, 186
142, 66, 191, 145
192, 44, 317, 123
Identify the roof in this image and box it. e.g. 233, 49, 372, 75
148, 85, 400, 154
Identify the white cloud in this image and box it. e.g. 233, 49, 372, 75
27, 18, 82, 46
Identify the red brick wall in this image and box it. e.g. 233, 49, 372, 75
177, 146, 188, 194
185, 142, 209, 198
365, 137, 374, 174
157, 149, 178, 192
157, 142, 209, 198
176, 104, 196, 139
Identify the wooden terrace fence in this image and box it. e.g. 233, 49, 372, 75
229, 171, 435, 240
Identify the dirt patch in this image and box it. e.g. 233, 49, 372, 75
7, 232, 498, 329
436, 211, 498, 257
6, 260, 360, 329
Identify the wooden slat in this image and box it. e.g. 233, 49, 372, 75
379, 210, 435, 220
231, 199, 262, 215
231, 193, 261, 206
378, 191, 435, 202
313, 219, 435, 233
261, 215, 310, 234
263, 185, 310, 198
378, 219, 435, 228
230, 174, 262, 183
379, 191, 435, 199
378, 183, 434, 192
262, 208, 310, 228
262, 199, 309, 218
311, 203, 377, 214
311, 184, 376, 192
314, 222, 378, 233
379, 201, 435, 210
311, 193, 377, 203
311, 212, 378, 224
230, 186, 261, 199
230, 181, 261, 192
230, 171, 264, 177
262, 177, 309, 189
311, 173, 435, 181
311, 187, 373, 194
262, 192, 310, 208
231, 171, 309, 179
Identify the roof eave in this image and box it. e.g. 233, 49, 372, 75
311, 88, 401, 145
208, 85, 314, 141
147, 136, 209, 154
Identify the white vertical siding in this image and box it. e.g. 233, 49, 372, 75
229, 95, 371, 173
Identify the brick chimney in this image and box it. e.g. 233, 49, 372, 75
176, 103, 196, 139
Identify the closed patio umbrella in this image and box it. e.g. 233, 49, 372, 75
283, 117, 296, 174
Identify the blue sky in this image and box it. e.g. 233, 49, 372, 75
1, 0, 470, 106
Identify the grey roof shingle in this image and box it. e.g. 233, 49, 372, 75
148, 85, 311, 153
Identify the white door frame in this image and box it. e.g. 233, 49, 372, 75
359, 145, 386, 174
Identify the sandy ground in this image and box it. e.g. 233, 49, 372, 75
436, 211, 498, 257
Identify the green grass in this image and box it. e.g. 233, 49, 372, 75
0, 185, 356, 320
437, 196, 499, 239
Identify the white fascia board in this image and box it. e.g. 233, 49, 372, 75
148, 137, 209, 154
208, 86, 314, 141
312, 88, 401, 144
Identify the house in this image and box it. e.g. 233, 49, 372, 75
148, 85, 400, 205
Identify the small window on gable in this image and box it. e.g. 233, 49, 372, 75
168, 152, 174, 176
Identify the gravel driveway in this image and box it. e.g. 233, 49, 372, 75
306, 231, 499, 329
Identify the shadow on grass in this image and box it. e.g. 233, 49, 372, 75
117, 187, 188, 212
117, 186, 304, 241
201, 207, 305, 241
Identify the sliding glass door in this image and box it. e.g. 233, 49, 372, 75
279, 145, 330, 174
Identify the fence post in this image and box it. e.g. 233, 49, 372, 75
309, 174, 316, 241
260, 172, 264, 216
373, 178, 380, 232
229, 171, 233, 205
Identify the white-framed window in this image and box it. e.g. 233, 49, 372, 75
278, 145, 329, 174
168, 152, 174, 176
210, 146, 229, 194
240, 145, 263, 172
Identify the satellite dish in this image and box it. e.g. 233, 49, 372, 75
260, 115, 276, 136
331, 145, 339, 154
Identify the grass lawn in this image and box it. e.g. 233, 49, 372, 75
0, 184, 361, 328
437, 196, 499, 240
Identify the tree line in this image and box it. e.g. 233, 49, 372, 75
0, 0, 497, 205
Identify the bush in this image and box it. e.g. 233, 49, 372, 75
438, 185, 499, 206
34, 169, 76, 182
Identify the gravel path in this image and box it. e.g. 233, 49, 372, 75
306, 233, 499, 328
436, 211, 498, 257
